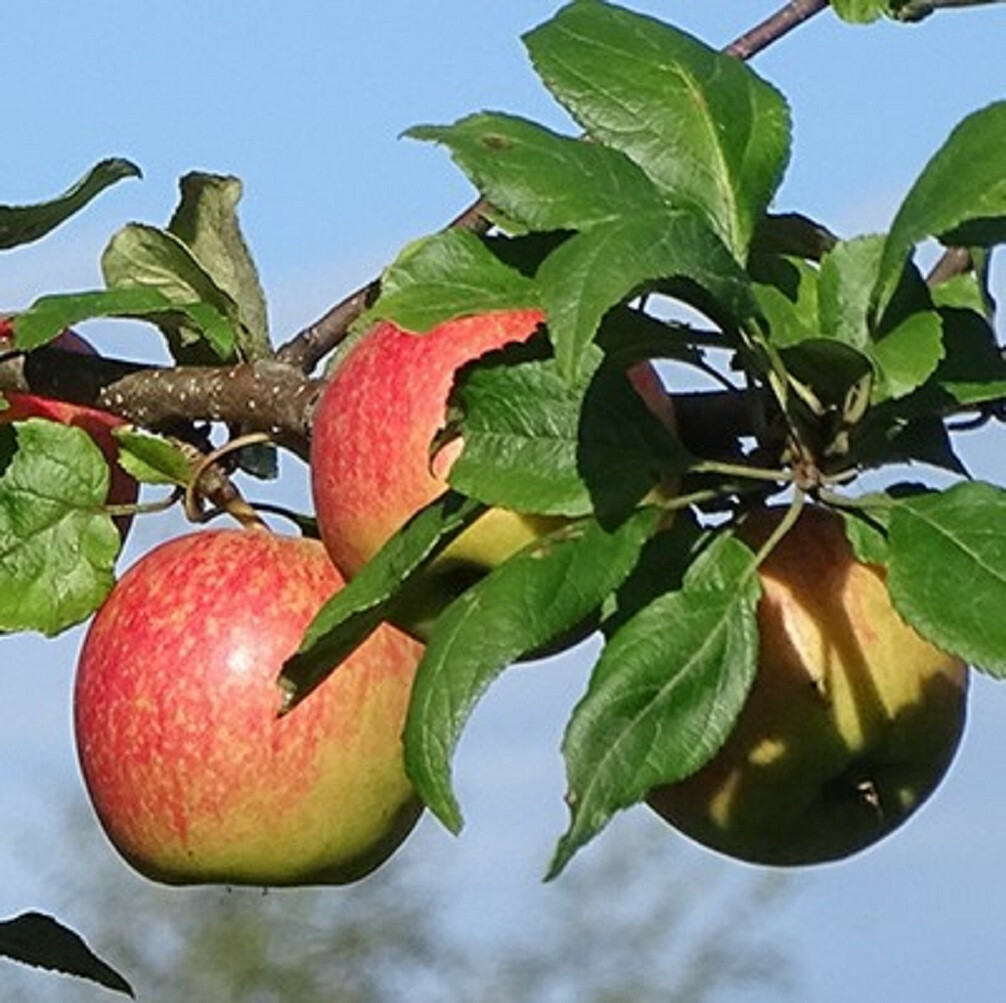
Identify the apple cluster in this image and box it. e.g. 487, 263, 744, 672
55, 307, 968, 885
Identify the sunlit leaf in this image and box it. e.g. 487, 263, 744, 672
0, 420, 120, 636
549, 532, 760, 876
888, 481, 1006, 675
406, 507, 661, 832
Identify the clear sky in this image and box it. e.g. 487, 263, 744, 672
4, 2, 1006, 1000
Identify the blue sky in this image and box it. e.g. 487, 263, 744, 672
4, 2, 1006, 999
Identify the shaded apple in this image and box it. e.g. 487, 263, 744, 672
74, 529, 424, 886
647, 505, 968, 867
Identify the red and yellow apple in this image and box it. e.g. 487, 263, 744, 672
647, 505, 968, 866
74, 529, 423, 886
309, 309, 676, 632
0, 318, 138, 531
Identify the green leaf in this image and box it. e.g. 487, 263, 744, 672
888, 481, 1006, 675
113, 427, 196, 486
168, 172, 271, 360
0, 420, 120, 636
278, 493, 486, 713
816, 236, 945, 402
0, 912, 133, 997
875, 102, 1006, 313
750, 253, 821, 349
831, 0, 887, 21
101, 223, 241, 362
405, 507, 661, 832
870, 308, 945, 401
837, 505, 891, 565
0, 159, 141, 250
536, 208, 754, 379
369, 230, 539, 332
13, 288, 235, 354
448, 347, 682, 520
408, 113, 668, 231
549, 532, 761, 877
524, 1, 791, 256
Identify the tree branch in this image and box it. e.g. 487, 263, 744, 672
1, 347, 321, 458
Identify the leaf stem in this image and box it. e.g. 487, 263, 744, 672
691, 459, 792, 484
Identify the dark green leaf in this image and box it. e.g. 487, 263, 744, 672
279, 493, 486, 712
409, 113, 667, 231
933, 307, 1006, 405
888, 481, 1006, 675
876, 102, 1006, 313
101, 223, 241, 362
448, 348, 682, 521
0, 912, 133, 997
168, 172, 270, 360
13, 288, 235, 354
405, 507, 661, 832
369, 230, 539, 332
536, 208, 754, 379
524, 1, 791, 256
0, 420, 120, 635
549, 532, 760, 876
0, 159, 141, 250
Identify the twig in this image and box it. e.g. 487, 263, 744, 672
726, 0, 831, 60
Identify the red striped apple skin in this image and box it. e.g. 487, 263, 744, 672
74, 529, 423, 886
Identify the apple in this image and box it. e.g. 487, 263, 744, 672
310, 309, 676, 633
0, 317, 138, 532
74, 528, 424, 886
647, 505, 968, 866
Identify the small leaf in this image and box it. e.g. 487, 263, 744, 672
405, 507, 661, 832
113, 427, 197, 485
875, 102, 1006, 313
408, 112, 668, 231
831, 0, 887, 21
524, 1, 791, 256
0, 912, 133, 997
448, 347, 682, 521
888, 481, 1006, 675
168, 172, 270, 360
870, 308, 945, 401
536, 208, 754, 379
13, 288, 235, 354
0, 159, 141, 250
279, 493, 486, 712
549, 532, 760, 877
0, 420, 120, 635
101, 223, 241, 362
369, 230, 539, 333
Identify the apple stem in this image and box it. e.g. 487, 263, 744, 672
740, 490, 808, 582
184, 432, 272, 530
